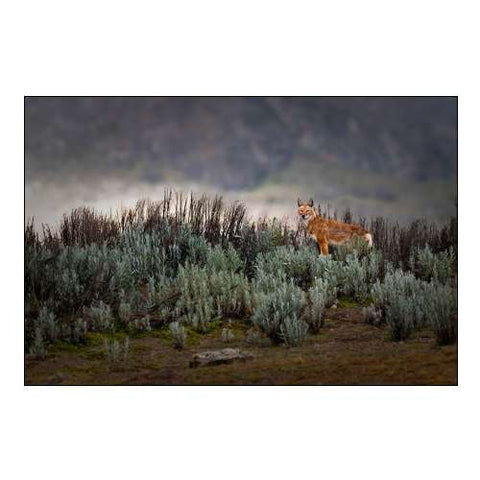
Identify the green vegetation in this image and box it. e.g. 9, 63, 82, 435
24, 190, 457, 359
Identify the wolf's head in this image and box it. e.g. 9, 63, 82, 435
297, 198, 316, 220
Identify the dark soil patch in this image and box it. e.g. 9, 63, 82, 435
25, 306, 457, 386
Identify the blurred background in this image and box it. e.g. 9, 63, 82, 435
25, 97, 457, 227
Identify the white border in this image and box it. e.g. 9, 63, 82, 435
2, 1, 479, 480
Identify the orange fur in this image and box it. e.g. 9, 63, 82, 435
297, 198, 373, 256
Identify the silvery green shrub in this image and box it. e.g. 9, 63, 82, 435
118, 299, 131, 323
37, 306, 59, 343
118, 226, 168, 281
234, 223, 278, 277
340, 250, 384, 302
249, 219, 290, 262
252, 279, 307, 343
169, 321, 187, 349
310, 255, 343, 302
70, 318, 88, 344
206, 244, 244, 274
311, 278, 337, 308
89, 301, 115, 332
425, 283, 457, 345
106, 252, 138, 305
55, 268, 83, 311
371, 269, 456, 341
255, 246, 317, 289
181, 229, 210, 266
332, 236, 371, 262
384, 293, 416, 341
254, 245, 339, 302
302, 280, 327, 332
364, 249, 383, 283
372, 270, 422, 320
174, 264, 214, 332
280, 315, 309, 347
254, 267, 287, 294
24, 245, 50, 311
341, 252, 369, 302
53, 245, 110, 312
149, 275, 176, 322
29, 327, 47, 358
127, 316, 151, 333
280, 246, 318, 289
103, 337, 130, 363
372, 269, 425, 340
209, 270, 252, 317
115, 223, 208, 286
410, 245, 456, 284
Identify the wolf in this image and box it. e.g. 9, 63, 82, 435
297, 198, 373, 256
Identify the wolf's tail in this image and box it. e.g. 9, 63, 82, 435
364, 233, 373, 248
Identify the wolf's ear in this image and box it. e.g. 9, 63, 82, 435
297, 198, 302, 207
308, 198, 314, 207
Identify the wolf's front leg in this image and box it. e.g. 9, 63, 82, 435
318, 240, 329, 256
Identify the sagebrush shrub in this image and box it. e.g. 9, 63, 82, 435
169, 321, 187, 349
410, 245, 456, 284
252, 278, 307, 343
29, 327, 47, 358
302, 281, 326, 332
255, 246, 318, 289
372, 270, 419, 340
384, 293, 416, 341
280, 315, 309, 347
89, 301, 115, 332
332, 236, 371, 262
373, 270, 423, 320
371, 269, 457, 342
118, 226, 169, 280
425, 283, 457, 345
150, 275, 176, 322
174, 264, 214, 332
103, 337, 130, 362
70, 318, 88, 344
118, 299, 132, 323
127, 316, 152, 333
312, 278, 337, 308
310, 255, 343, 302
339, 250, 384, 302
364, 249, 384, 283
209, 270, 252, 317
206, 244, 244, 274
37, 306, 59, 343
54, 245, 111, 313
341, 252, 369, 302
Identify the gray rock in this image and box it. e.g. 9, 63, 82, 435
189, 348, 254, 368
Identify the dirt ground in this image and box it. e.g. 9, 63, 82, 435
25, 305, 457, 386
